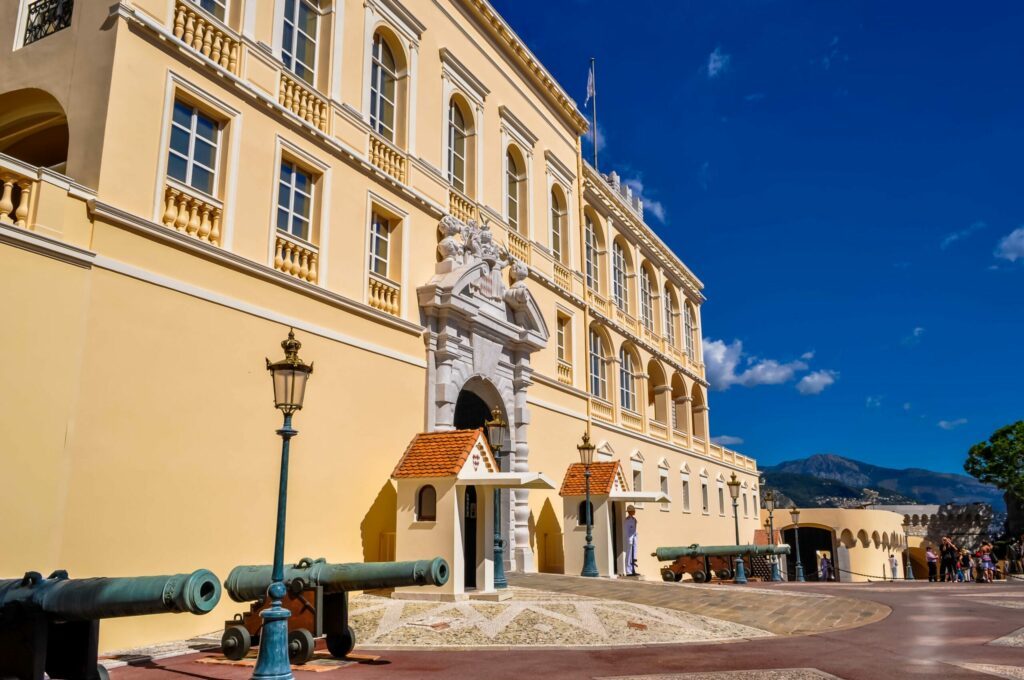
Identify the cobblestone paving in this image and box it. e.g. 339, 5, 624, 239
952, 664, 1024, 679
507, 574, 890, 636
348, 586, 770, 649
596, 671, 843, 680
989, 625, 1024, 647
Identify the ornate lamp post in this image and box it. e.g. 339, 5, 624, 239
254, 329, 313, 680
485, 407, 508, 590
764, 489, 782, 582
726, 473, 747, 584
578, 432, 599, 577
789, 505, 805, 582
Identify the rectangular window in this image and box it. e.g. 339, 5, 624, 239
640, 271, 654, 332
191, 0, 226, 20
660, 473, 669, 509
701, 482, 709, 513
551, 204, 563, 262
718, 486, 725, 516
584, 215, 599, 290
556, 314, 568, 362
632, 468, 642, 492
276, 161, 313, 241
282, 0, 318, 85
588, 330, 606, 399
612, 243, 628, 312
168, 101, 220, 196
368, 212, 391, 278
23, 0, 74, 46
681, 477, 691, 512
743, 493, 748, 518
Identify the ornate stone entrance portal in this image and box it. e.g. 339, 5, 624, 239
418, 217, 548, 572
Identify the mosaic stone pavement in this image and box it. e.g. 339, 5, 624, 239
989, 625, 1024, 647
348, 586, 771, 648
595, 672, 843, 680
951, 664, 1024, 679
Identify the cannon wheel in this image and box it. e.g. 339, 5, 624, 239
288, 628, 316, 665
221, 625, 251, 661
692, 570, 706, 583
326, 626, 356, 658
660, 567, 675, 582
718, 569, 732, 580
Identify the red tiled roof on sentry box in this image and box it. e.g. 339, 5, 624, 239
558, 461, 623, 496
391, 428, 491, 478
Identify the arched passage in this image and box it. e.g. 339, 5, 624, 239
0, 88, 69, 171
646, 359, 669, 425
690, 384, 708, 441
781, 525, 835, 582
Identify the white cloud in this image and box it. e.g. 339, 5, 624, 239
711, 435, 745, 446
866, 395, 883, 409
707, 47, 731, 79
702, 338, 809, 391
796, 370, 838, 395
995, 227, 1024, 262
623, 176, 666, 223
941, 221, 987, 250
901, 327, 925, 347
800, 350, 815, 360
583, 122, 606, 154
938, 418, 968, 430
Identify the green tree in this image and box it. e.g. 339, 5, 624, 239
964, 421, 1024, 502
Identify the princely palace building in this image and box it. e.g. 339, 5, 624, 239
0, 0, 760, 649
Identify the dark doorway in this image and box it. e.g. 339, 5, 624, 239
611, 502, 621, 575
464, 485, 478, 588
783, 527, 835, 581
454, 390, 491, 430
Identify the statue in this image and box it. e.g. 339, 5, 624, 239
504, 258, 532, 328
437, 215, 464, 270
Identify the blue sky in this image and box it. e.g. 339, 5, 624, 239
492, 0, 1024, 474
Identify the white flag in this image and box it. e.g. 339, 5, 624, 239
584, 63, 595, 107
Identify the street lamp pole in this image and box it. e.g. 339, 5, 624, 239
485, 407, 508, 590
764, 489, 782, 582
578, 432, 599, 577
726, 473, 747, 584
903, 523, 914, 581
790, 505, 805, 582
254, 329, 313, 680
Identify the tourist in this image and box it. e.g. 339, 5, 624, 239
926, 545, 938, 582
819, 555, 832, 581
956, 550, 969, 583
939, 536, 958, 582
981, 543, 994, 583
889, 553, 899, 581
624, 505, 639, 576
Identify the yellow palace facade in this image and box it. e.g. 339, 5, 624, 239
0, 0, 760, 649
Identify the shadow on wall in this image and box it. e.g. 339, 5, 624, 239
361, 481, 397, 562
535, 498, 564, 574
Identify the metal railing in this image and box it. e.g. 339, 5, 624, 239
23, 0, 73, 46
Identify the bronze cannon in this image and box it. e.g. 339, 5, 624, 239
653, 544, 791, 583
0, 569, 221, 680
221, 557, 449, 663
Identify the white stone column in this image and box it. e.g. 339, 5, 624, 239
511, 364, 535, 572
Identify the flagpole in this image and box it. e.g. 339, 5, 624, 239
590, 57, 598, 172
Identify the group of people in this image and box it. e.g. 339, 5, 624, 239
925, 535, 1002, 583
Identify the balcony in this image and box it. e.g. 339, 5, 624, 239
671, 428, 688, 446
0, 168, 35, 229
23, 0, 73, 47
448, 188, 476, 223
586, 288, 610, 316
273, 230, 319, 284
621, 409, 643, 432
172, 0, 240, 74
368, 133, 407, 183
367, 273, 401, 316
556, 359, 572, 386
641, 324, 660, 346
614, 305, 638, 334
160, 180, 222, 246
279, 73, 330, 134
507, 230, 531, 264
648, 420, 668, 439
553, 262, 571, 293
591, 398, 614, 422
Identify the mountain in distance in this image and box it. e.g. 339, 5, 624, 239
761, 471, 918, 508
763, 453, 1006, 511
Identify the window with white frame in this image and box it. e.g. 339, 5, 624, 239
701, 479, 709, 513
584, 214, 600, 291
506, 150, 521, 232
664, 285, 676, 347
192, 0, 226, 20
550, 187, 566, 263
556, 313, 569, 363
640, 268, 654, 332
277, 160, 314, 241
447, 99, 468, 193
660, 472, 669, 509
282, 0, 318, 85
685, 305, 697, 361
681, 474, 691, 512
588, 329, 607, 399
619, 348, 636, 413
167, 101, 220, 196
632, 467, 643, 493
743, 492, 748, 517
612, 241, 628, 312
368, 211, 391, 278
718, 484, 725, 516
369, 32, 398, 142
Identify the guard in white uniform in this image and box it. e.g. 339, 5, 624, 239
624, 505, 639, 576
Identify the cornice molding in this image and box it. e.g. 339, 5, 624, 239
498, 105, 539, 149
440, 47, 490, 104
0, 223, 95, 268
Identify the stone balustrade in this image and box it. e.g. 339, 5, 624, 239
556, 360, 572, 386
172, 1, 240, 74
369, 133, 407, 183
586, 288, 610, 316
161, 182, 222, 245
614, 306, 638, 333
642, 325, 660, 346
0, 170, 34, 229
273, 231, 319, 283
279, 73, 330, 133
449, 189, 476, 223
507, 230, 530, 263
621, 410, 643, 432
649, 420, 668, 439
553, 262, 571, 292
672, 429, 687, 446
367, 274, 400, 315
591, 398, 614, 422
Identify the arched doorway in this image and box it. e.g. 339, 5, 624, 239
0, 88, 69, 171
454, 389, 491, 430
782, 526, 835, 581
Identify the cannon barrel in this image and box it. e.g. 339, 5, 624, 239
654, 544, 791, 561
225, 557, 449, 603
0, 569, 222, 620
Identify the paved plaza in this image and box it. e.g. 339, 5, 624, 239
106, 574, 1024, 679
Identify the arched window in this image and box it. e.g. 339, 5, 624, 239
619, 347, 636, 413
506, 149, 523, 232
447, 99, 469, 193
370, 32, 398, 142
416, 485, 437, 522
612, 241, 628, 312
584, 213, 600, 291
663, 286, 676, 347
550, 187, 567, 263
684, 304, 696, 361
577, 500, 594, 526
640, 268, 655, 332
589, 329, 607, 399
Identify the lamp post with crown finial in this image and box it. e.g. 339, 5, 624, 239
790, 505, 806, 582
726, 473, 748, 584
253, 329, 313, 680
578, 432, 600, 577
485, 406, 508, 589
764, 489, 782, 581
